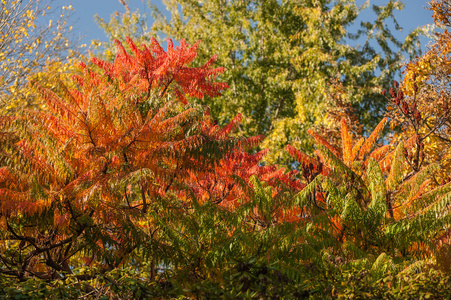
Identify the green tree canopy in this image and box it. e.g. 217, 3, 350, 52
95, 0, 426, 165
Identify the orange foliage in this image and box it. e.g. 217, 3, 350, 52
0, 37, 258, 280
90, 37, 228, 104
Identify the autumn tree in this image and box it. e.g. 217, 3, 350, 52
2, 1, 451, 296
0, 36, 249, 281
286, 113, 451, 259
1, 32, 451, 297
387, 0, 451, 184
0, 0, 77, 113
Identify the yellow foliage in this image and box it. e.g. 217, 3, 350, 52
0, 0, 78, 114
390, 0, 451, 183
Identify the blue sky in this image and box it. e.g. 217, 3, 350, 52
66, 0, 434, 51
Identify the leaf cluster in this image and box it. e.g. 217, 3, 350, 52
1, 2, 451, 298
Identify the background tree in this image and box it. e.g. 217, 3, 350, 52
95, 0, 426, 166
0, 0, 78, 114
386, 0, 451, 183
264, 0, 426, 164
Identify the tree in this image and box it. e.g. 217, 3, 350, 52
0, 36, 244, 281
1, 33, 451, 299
0, 0, 77, 113
2, 1, 451, 295
0, 35, 314, 296
382, 1, 451, 262
264, 0, 426, 164
286, 111, 451, 258
387, 0, 451, 183
95, 0, 425, 165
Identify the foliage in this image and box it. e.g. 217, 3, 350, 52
0, 0, 78, 114
0, 36, 243, 281
387, 0, 451, 184
96, 0, 425, 166
2, 1, 451, 298
263, 0, 426, 164
2, 249, 451, 299
285, 115, 451, 259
